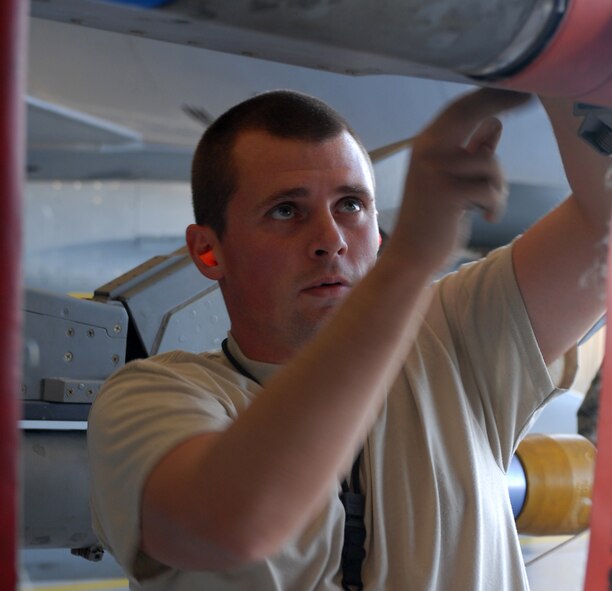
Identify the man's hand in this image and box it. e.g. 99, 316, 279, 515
389, 88, 531, 272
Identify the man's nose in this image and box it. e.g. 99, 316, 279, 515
308, 214, 347, 258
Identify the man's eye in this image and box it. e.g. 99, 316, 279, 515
270, 204, 296, 220
339, 198, 362, 213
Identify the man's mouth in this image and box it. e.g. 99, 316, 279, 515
302, 277, 351, 297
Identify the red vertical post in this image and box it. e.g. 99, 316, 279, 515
0, 0, 27, 588
584, 201, 612, 588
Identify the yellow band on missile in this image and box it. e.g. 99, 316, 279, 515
515, 434, 596, 535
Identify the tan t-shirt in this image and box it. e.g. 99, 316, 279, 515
88, 244, 576, 590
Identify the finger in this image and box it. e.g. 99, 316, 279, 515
442, 176, 509, 223
465, 117, 503, 155
427, 147, 507, 192
424, 88, 532, 147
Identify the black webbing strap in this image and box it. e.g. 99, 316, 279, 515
340, 451, 366, 590
221, 338, 366, 589
222, 338, 260, 384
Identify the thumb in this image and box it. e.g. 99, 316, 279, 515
465, 117, 503, 155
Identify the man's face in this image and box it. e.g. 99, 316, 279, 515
217, 129, 379, 362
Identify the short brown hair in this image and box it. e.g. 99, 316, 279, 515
191, 90, 370, 239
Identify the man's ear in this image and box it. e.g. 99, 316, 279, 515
186, 223, 225, 281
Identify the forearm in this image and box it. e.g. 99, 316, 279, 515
143, 88, 528, 570
179, 247, 435, 566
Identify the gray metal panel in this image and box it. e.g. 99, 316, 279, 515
27, 95, 142, 150
21, 429, 98, 549
27, 143, 193, 181
95, 246, 230, 355
22, 290, 128, 401
42, 378, 104, 403
155, 283, 229, 353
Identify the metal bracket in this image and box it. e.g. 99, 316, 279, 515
71, 544, 105, 562
574, 103, 612, 156
42, 378, 103, 403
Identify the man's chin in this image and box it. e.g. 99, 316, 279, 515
299, 306, 338, 334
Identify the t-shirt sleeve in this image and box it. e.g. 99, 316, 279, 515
87, 353, 251, 580
431, 243, 577, 468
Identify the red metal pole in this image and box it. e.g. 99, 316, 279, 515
0, 0, 27, 588
583, 200, 612, 589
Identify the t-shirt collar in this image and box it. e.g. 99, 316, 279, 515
226, 332, 281, 385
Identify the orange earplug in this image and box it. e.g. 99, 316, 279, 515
199, 251, 217, 266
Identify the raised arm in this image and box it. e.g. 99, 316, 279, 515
513, 97, 611, 365
139, 89, 528, 571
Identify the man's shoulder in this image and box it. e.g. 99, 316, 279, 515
110, 348, 226, 378
90, 347, 253, 430
430, 242, 516, 304
97, 347, 257, 404
438, 242, 513, 282
140, 347, 223, 365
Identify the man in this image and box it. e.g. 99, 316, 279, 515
88, 87, 609, 590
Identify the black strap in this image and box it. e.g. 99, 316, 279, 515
340, 450, 366, 590
221, 338, 260, 383
221, 338, 366, 589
